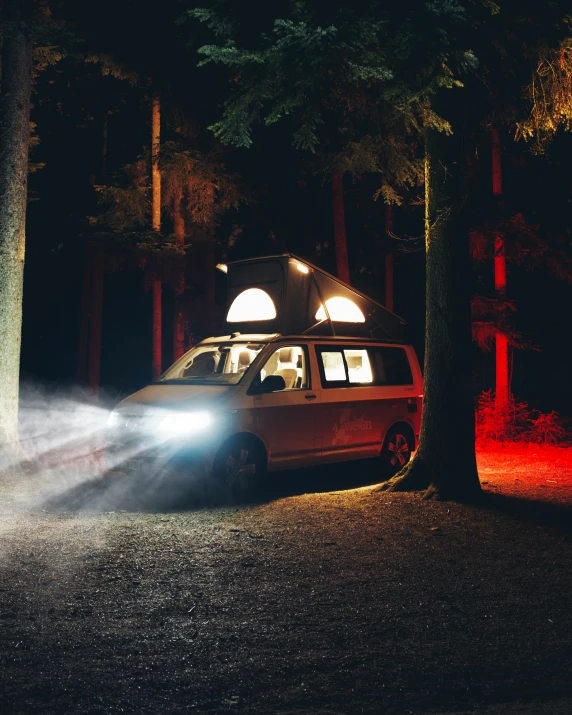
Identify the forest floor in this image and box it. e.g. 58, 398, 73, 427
0, 446, 571, 715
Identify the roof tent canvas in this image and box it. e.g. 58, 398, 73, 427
223, 254, 407, 340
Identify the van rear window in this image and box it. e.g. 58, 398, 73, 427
370, 347, 413, 386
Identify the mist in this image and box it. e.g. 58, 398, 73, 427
1, 382, 209, 517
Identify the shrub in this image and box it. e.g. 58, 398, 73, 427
475, 390, 566, 447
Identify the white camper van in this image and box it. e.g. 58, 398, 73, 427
105, 255, 423, 496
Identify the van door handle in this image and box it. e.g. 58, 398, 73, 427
305, 394, 317, 400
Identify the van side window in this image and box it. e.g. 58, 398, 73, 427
371, 347, 413, 385
316, 347, 374, 387
316, 345, 412, 388
344, 349, 373, 384
320, 351, 346, 383
258, 346, 309, 390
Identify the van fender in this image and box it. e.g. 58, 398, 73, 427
380, 420, 416, 455
209, 431, 269, 473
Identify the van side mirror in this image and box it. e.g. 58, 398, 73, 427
257, 374, 286, 393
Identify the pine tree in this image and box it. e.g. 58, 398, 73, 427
90, 103, 242, 373
466, 1, 572, 433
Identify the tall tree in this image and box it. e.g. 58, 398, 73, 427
491, 125, 509, 415
90, 114, 242, 372
385, 91, 481, 499
172, 185, 186, 361
151, 89, 163, 379
187, 0, 483, 499
0, 0, 33, 451
384, 205, 394, 312
331, 171, 349, 283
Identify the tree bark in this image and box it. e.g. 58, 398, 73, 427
332, 172, 350, 284
172, 199, 186, 362
491, 126, 509, 415
384, 205, 394, 312
379, 95, 481, 501
151, 90, 162, 379
0, 0, 32, 450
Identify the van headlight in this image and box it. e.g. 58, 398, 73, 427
158, 411, 213, 437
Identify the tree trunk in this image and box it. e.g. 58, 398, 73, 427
101, 111, 108, 181
384, 205, 394, 312
491, 127, 509, 415
151, 90, 162, 379
76, 240, 92, 384
380, 95, 481, 501
332, 172, 350, 284
88, 242, 104, 395
0, 0, 32, 450
152, 279, 162, 378
172, 200, 186, 362
204, 241, 216, 335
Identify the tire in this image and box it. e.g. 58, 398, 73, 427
212, 436, 266, 502
380, 426, 413, 477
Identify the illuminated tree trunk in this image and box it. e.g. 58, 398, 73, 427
384, 205, 394, 312
0, 0, 32, 449
491, 126, 509, 415
332, 171, 350, 284
381, 96, 481, 501
151, 90, 162, 379
172, 199, 186, 361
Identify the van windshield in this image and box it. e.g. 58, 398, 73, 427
158, 343, 264, 385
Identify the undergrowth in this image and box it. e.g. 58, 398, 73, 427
476, 389, 566, 447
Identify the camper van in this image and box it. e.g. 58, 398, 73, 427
105, 255, 423, 495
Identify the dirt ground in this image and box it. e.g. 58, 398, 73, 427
1, 447, 571, 715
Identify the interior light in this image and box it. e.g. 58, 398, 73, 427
296, 263, 309, 274
216, 263, 228, 273
316, 297, 365, 323
227, 288, 277, 322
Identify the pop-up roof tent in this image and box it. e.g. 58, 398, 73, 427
219, 254, 407, 341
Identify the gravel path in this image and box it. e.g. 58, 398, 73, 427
1, 448, 571, 714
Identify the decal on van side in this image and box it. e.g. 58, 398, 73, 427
332, 408, 373, 445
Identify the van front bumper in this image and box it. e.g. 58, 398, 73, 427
104, 428, 216, 477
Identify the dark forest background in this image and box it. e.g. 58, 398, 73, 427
18, 0, 572, 418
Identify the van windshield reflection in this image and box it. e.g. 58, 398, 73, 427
158, 343, 264, 385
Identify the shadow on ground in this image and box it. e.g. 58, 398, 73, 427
477, 491, 572, 538
40, 458, 385, 513
40, 459, 572, 541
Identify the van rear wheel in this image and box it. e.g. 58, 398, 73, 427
380, 426, 413, 477
212, 436, 266, 502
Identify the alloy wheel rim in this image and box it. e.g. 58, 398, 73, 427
388, 433, 410, 468
224, 447, 256, 489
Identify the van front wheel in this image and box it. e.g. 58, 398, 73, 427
380, 426, 413, 477
212, 436, 266, 502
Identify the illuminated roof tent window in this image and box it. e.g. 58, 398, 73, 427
316, 297, 365, 323
227, 288, 277, 322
